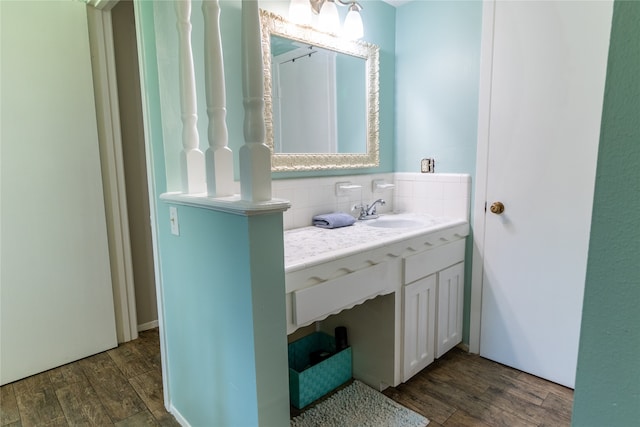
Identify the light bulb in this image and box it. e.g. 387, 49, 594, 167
318, 0, 340, 34
343, 6, 363, 39
289, 0, 311, 25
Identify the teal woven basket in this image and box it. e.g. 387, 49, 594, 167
288, 332, 352, 409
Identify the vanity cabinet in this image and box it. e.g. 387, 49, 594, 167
284, 216, 470, 389
402, 275, 436, 381
401, 239, 465, 382
436, 262, 464, 358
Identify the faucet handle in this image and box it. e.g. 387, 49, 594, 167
352, 204, 366, 219
367, 199, 385, 217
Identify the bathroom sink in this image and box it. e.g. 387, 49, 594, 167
364, 216, 426, 229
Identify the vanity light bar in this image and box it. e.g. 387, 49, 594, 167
289, 0, 364, 39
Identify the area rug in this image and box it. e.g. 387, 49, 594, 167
291, 380, 429, 427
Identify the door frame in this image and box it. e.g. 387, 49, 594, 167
87, 3, 138, 344
469, 0, 496, 354
87, 0, 169, 408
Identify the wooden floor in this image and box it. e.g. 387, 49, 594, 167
2, 329, 573, 426
383, 348, 574, 426
0, 329, 178, 427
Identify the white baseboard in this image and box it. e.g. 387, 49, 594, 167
137, 320, 159, 332
170, 404, 190, 427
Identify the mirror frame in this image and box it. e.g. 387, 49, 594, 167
260, 9, 380, 172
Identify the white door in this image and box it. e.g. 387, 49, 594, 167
1, 1, 117, 385
478, 1, 613, 388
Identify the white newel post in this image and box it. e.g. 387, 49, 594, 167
202, 0, 234, 197
175, 0, 206, 194
239, 0, 272, 202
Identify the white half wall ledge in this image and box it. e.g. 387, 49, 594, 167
160, 192, 290, 216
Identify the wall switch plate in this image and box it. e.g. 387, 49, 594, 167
169, 206, 180, 236
421, 158, 435, 173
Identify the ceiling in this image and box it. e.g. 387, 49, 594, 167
381, 0, 413, 7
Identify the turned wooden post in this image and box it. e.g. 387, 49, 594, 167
239, 0, 272, 202
175, 0, 206, 194
202, 0, 234, 197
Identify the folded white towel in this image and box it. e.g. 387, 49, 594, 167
312, 212, 356, 229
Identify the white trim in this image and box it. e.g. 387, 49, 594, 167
169, 404, 191, 427
469, 0, 496, 354
86, 0, 119, 12
137, 320, 159, 332
88, 0, 169, 411
160, 192, 290, 216
133, 0, 170, 410
87, 4, 139, 344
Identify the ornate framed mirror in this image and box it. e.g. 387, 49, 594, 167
260, 10, 380, 171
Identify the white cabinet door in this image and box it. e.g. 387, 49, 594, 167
402, 275, 436, 382
436, 263, 464, 358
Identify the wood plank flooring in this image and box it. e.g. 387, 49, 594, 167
383, 348, 574, 426
2, 329, 573, 426
0, 329, 179, 427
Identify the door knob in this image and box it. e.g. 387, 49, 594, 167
490, 201, 505, 215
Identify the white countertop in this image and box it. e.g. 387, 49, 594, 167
284, 213, 468, 273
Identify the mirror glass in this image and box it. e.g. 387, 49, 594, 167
260, 10, 380, 171
270, 35, 367, 154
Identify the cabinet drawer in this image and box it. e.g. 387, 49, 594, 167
293, 262, 389, 326
404, 239, 465, 285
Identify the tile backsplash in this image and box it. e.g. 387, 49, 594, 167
273, 172, 470, 230
394, 173, 471, 220
273, 173, 395, 230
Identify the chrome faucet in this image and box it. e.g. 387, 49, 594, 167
355, 199, 386, 220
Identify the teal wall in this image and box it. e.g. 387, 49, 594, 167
572, 2, 640, 425
160, 206, 289, 426
395, 0, 482, 175
137, 1, 167, 194
136, 2, 289, 425
395, 0, 483, 343
161, 207, 259, 426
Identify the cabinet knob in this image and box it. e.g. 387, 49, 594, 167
490, 201, 505, 215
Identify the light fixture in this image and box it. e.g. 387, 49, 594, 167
343, 3, 363, 39
318, 0, 340, 34
288, 0, 312, 25
289, 0, 364, 39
